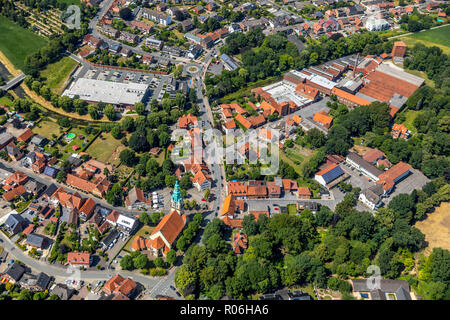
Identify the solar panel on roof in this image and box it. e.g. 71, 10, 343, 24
322, 165, 344, 183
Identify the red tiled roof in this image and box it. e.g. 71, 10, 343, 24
67, 251, 91, 266
151, 210, 186, 246
316, 163, 339, 176
17, 129, 34, 142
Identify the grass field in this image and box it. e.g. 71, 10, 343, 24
56, 0, 81, 5
85, 132, 124, 164
399, 25, 450, 55
280, 144, 313, 175
398, 109, 420, 133
0, 16, 48, 70
32, 119, 62, 139
415, 202, 450, 255
60, 126, 97, 159
0, 96, 13, 107
40, 56, 78, 94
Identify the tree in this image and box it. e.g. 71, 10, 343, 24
104, 104, 116, 121
305, 128, 326, 149
154, 257, 165, 268
119, 7, 132, 20
133, 254, 149, 269
56, 171, 66, 183
151, 212, 162, 225
139, 212, 150, 225
166, 249, 177, 266
179, 175, 192, 190
174, 264, 197, 296
88, 106, 100, 120
120, 255, 134, 270
134, 102, 145, 115
111, 126, 123, 139
119, 149, 137, 167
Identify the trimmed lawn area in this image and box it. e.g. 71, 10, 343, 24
59, 127, 97, 159
32, 119, 63, 139
40, 56, 78, 94
398, 109, 420, 134
0, 16, 48, 70
124, 225, 155, 251
15, 201, 31, 214
85, 132, 124, 164
0, 96, 13, 107
399, 25, 450, 55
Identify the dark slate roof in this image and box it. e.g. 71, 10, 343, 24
351, 279, 410, 294
395, 286, 412, 300
370, 289, 386, 300
4, 214, 26, 232
67, 156, 83, 167
43, 166, 58, 177
36, 272, 51, 290
26, 233, 47, 247
101, 229, 119, 247
44, 183, 58, 197
5, 262, 25, 281
51, 284, 75, 300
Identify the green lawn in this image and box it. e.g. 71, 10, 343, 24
400, 25, 450, 55
0, 96, 13, 107
60, 126, 97, 158
56, 0, 81, 5
399, 109, 420, 134
32, 119, 63, 139
86, 132, 124, 164
40, 56, 78, 94
0, 16, 48, 70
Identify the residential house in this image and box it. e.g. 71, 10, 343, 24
125, 187, 151, 210
67, 251, 92, 268
2, 262, 25, 284
141, 8, 172, 26
79, 198, 97, 221
26, 233, 48, 249
17, 128, 34, 143
103, 274, 137, 298
351, 279, 414, 300
232, 232, 248, 255
3, 213, 27, 235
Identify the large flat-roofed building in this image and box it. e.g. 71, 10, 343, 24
63, 78, 149, 107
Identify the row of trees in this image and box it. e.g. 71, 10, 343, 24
175, 175, 450, 300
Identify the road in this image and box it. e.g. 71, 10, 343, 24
0, 228, 180, 295
88, 0, 200, 66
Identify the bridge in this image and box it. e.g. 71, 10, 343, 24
0, 73, 26, 91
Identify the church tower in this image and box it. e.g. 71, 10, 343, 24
171, 179, 183, 213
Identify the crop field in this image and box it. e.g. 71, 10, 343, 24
0, 16, 48, 70
400, 25, 450, 55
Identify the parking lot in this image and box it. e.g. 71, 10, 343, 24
74, 64, 172, 108
383, 168, 430, 205
339, 163, 374, 190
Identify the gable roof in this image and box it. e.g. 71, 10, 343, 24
151, 210, 186, 245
